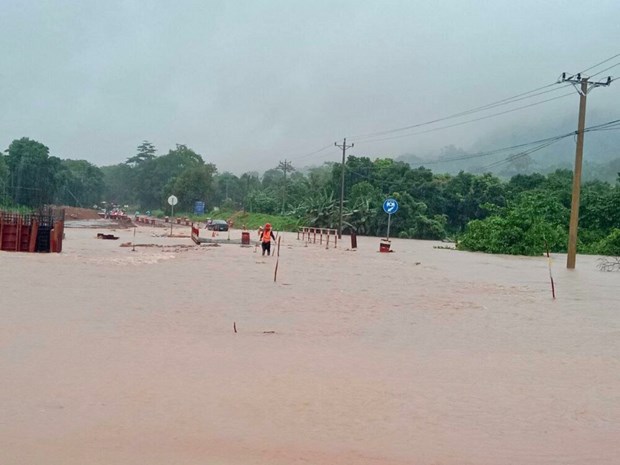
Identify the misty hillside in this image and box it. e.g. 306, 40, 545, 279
397, 114, 620, 182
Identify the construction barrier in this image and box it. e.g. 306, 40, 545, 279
0, 207, 65, 253
191, 223, 245, 245
241, 231, 250, 245
298, 227, 337, 249
190, 224, 201, 244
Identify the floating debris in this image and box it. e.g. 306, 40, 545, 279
97, 233, 119, 240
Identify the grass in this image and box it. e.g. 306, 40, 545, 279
0, 204, 35, 215
181, 210, 301, 232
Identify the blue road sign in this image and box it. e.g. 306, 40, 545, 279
194, 201, 206, 215
383, 198, 399, 214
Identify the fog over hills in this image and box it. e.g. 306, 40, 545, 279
395, 108, 620, 182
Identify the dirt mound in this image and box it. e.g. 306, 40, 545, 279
62, 207, 101, 220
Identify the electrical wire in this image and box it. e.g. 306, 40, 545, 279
590, 62, 620, 78
480, 140, 561, 171
344, 54, 620, 144
288, 144, 335, 162
584, 119, 620, 131
356, 92, 575, 145
343, 118, 619, 172
349, 82, 568, 141
284, 56, 619, 166
478, 119, 620, 171
579, 52, 620, 74
416, 134, 573, 166
356, 84, 575, 142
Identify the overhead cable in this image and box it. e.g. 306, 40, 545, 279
356, 92, 575, 145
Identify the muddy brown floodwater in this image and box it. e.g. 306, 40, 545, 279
1, 225, 619, 465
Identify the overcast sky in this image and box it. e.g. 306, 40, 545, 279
1, 0, 619, 173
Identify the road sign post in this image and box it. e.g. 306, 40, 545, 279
168, 195, 178, 236
381, 198, 399, 252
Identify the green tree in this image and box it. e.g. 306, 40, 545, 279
458, 192, 568, 255
101, 163, 135, 205
443, 171, 506, 231
5, 137, 60, 207
246, 189, 279, 214
126, 140, 156, 166
167, 164, 216, 212
506, 173, 546, 197
0, 155, 9, 205
306, 163, 334, 193
213, 172, 242, 208
133, 144, 205, 209
239, 171, 261, 211
55, 159, 105, 207
589, 229, 620, 256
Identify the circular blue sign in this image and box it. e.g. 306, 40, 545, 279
383, 198, 399, 214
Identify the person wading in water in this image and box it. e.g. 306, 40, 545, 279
258, 223, 276, 256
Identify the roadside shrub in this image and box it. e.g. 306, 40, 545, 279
411, 215, 447, 240
588, 229, 620, 256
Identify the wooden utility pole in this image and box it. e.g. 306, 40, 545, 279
566, 77, 588, 270
278, 159, 293, 214
335, 138, 354, 239
561, 73, 612, 269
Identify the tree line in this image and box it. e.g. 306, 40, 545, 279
2, 137, 619, 256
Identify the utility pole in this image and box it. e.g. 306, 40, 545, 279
561, 72, 612, 269
278, 159, 293, 214
335, 138, 354, 239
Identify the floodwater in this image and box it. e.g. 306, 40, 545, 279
1, 225, 619, 465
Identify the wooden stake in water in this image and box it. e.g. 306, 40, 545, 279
132, 227, 136, 252
273, 236, 281, 283
545, 241, 556, 300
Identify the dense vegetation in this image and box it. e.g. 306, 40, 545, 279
2, 137, 619, 256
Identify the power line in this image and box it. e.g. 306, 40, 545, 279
578, 52, 620, 74
290, 56, 620, 167
420, 133, 573, 166
342, 118, 620, 172
349, 82, 566, 141
344, 54, 620, 143
589, 62, 620, 78
356, 92, 575, 145
480, 140, 562, 171
289, 144, 334, 161
584, 119, 620, 131
342, 134, 574, 191
466, 119, 620, 171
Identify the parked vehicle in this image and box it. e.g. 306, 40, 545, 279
206, 219, 229, 231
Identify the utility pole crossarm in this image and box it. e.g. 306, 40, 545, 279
561, 72, 613, 93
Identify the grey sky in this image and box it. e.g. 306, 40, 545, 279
1, 0, 619, 174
